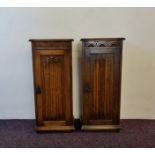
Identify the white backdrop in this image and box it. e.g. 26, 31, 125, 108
0, 8, 155, 119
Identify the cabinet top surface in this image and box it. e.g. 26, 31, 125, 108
81, 38, 125, 41
29, 39, 74, 42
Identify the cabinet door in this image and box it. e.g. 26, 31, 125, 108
33, 50, 72, 126
83, 53, 116, 125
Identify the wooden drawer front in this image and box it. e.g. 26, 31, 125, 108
32, 41, 71, 50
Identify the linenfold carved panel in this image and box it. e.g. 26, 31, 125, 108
84, 40, 121, 48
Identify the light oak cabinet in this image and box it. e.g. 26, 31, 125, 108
81, 38, 125, 131
30, 39, 74, 132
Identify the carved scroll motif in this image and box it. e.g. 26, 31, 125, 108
42, 56, 63, 66
85, 41, 120, 48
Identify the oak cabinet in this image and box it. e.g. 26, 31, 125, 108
30, 39, 74, 132
81, 38, 125, 131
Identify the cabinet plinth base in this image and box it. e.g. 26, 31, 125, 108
36, 125, 75, 132
81, 125, 121, 131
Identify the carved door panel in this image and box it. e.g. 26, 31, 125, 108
83, 54, 115, 125
34, 50, 72, 126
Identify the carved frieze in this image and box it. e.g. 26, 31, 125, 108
84, 40, 121, 48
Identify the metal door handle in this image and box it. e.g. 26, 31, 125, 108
84, 85, 91, 92
35, 86, 41, 94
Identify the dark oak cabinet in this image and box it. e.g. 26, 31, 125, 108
30, 39, 74, 132
81, 38, 125, 131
